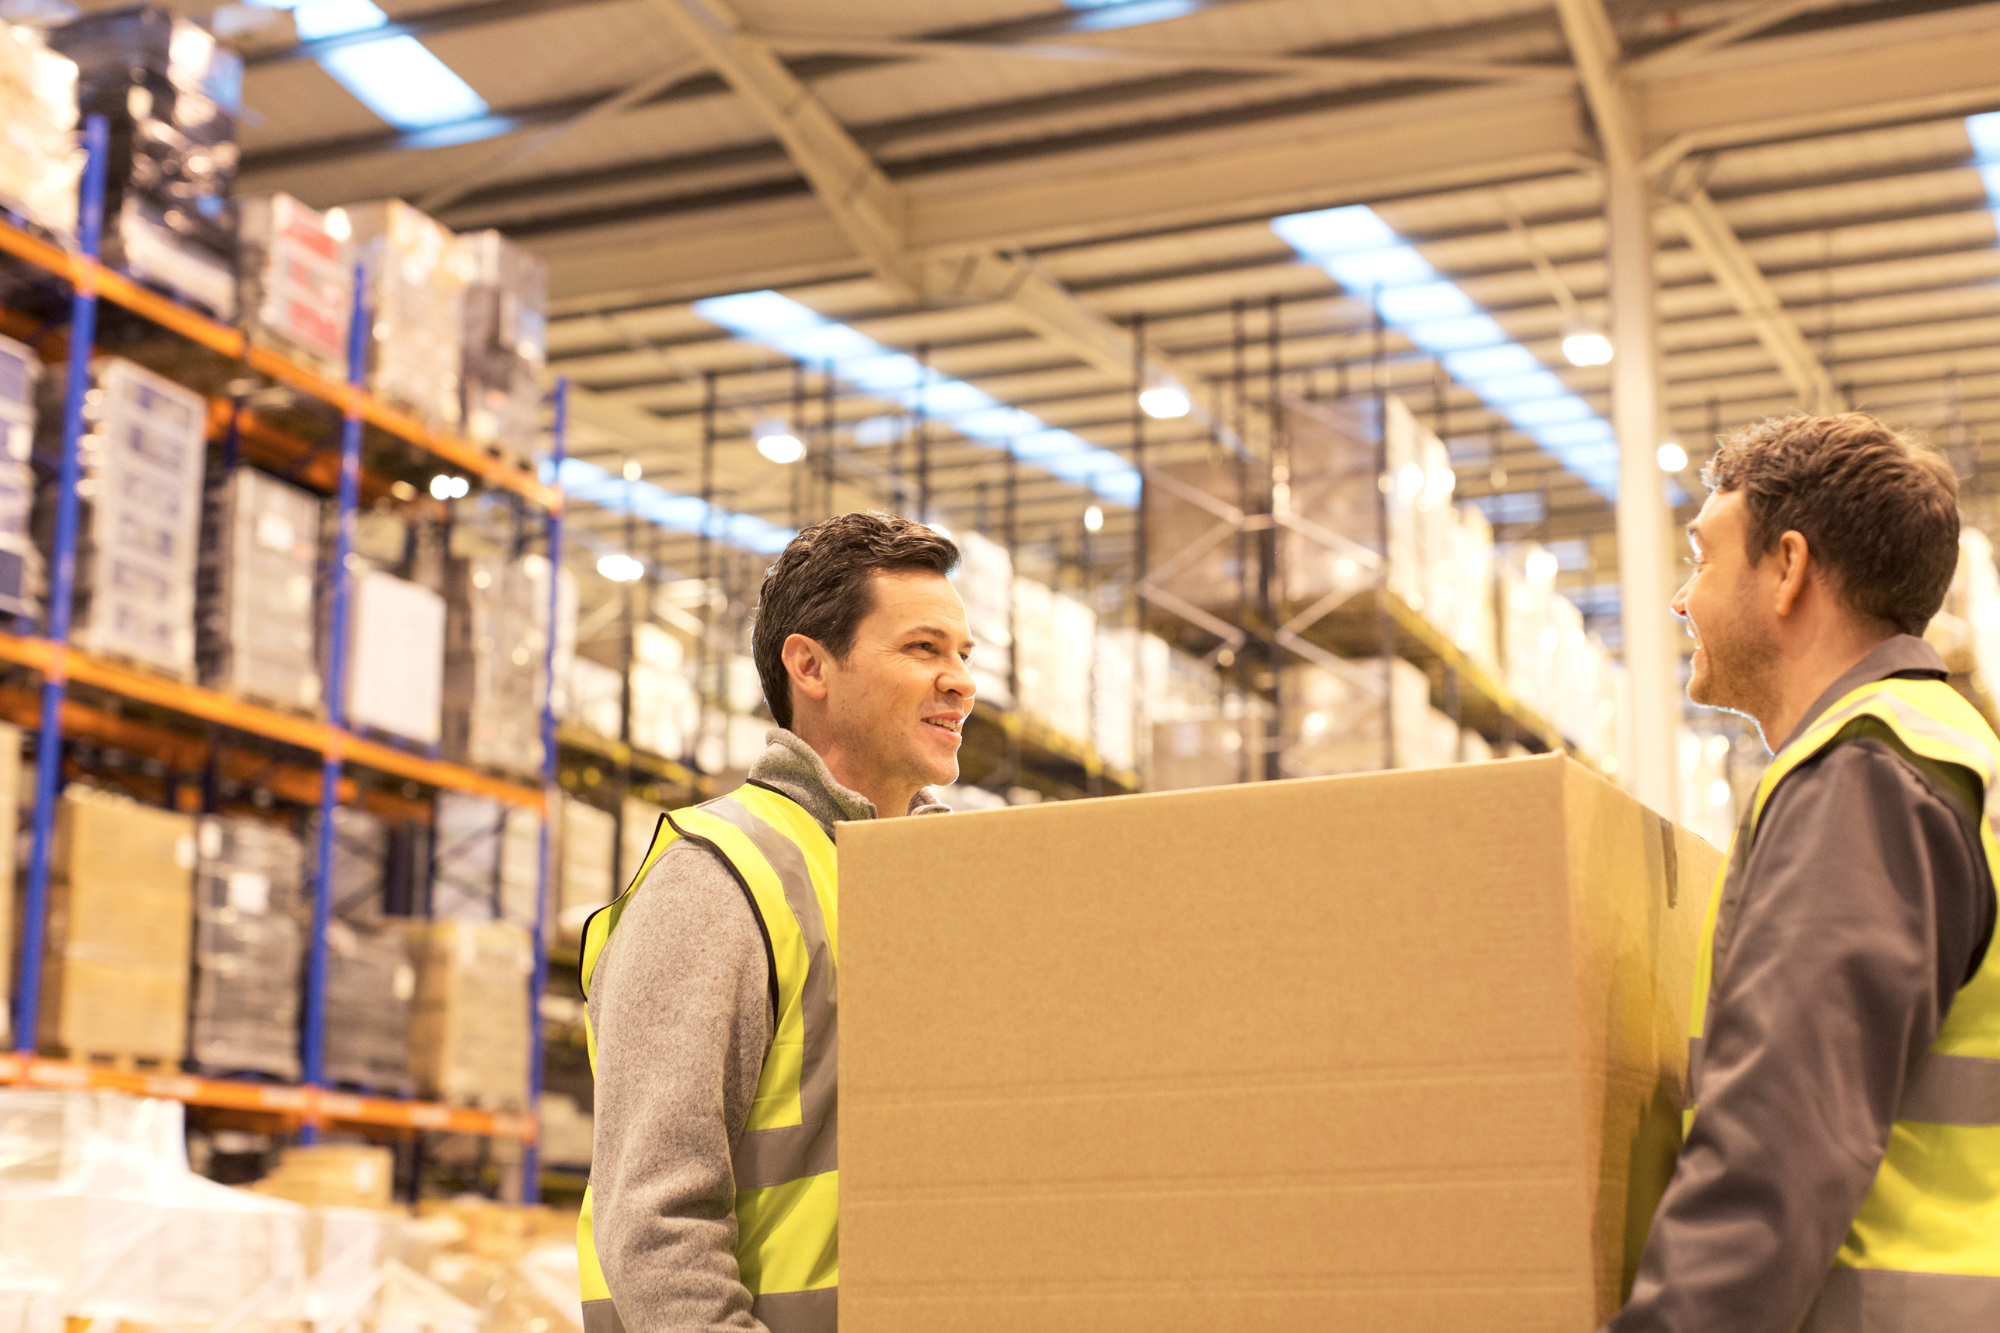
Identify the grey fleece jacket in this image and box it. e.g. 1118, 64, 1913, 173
587, 729, 947, 1332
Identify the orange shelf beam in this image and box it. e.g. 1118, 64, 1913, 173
0, 632, 543, 811
0, 218, 558, 512
0, 1054, 535, 1140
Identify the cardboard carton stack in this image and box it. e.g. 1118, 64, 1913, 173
198, 467, 323, 713
344, 567, 446, 746
442, 553, 542, 778
249, 1144, 394, 1211
0, 723, 19, 1046
189, 815, 305, 1079
566, 654, 624, 739
0, 335, 42, 623
557, 795, 616, 948
460, 230, 548, 467
41, 359, 206, 679
1497, 543, 1617, 757
39, 787, 194, 1063
1012, 578, 1094, 746
47, 6, 243, 319
840, 756, 1720, 1330
407, 922, 532, 1111
236, 193, 353, 382
1090, 627, 1136, 774
0, 21, 81, 244
431, 790, 542, 931
342, 200, 467, 434
1282, 656, 1456, 775
629, 622, 693, 759
323, 917, 414, 1095
952, 531, 1014, 711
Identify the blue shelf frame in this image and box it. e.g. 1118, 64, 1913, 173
7, 121, 570, 1182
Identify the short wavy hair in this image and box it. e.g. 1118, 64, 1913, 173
751, 512, 960, 729
1701, 412, 1958, 636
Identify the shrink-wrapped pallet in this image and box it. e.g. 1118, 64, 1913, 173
443, 554, 540, 777
460, 230, 547, 465
620, 794, 669, 891
628, 622, 691, 759
237, 193, 353, 381
345, 567, 445, 746
557, 796, 616, 946
565, 654, 623, 739
1281, 656, 1438, 777
0, 21, 81, 244
40, 359, 205, 679
0, 724, 18, 1046
0, 335, 40, 624
324, 918, 414, 1095
197, 467, 322, 712
342, 199, 466, 433
39, 788, 194, 1064
188, 815, 305, 1080
46, 6, 242, 318
407, 923, 532, 1111
431, 790, 542, 930
952, 530, 1014, 711
1012, 578, 1094, 745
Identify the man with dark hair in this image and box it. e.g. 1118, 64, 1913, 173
1606, 413, 2000, 1332
576, 512, 976, 1333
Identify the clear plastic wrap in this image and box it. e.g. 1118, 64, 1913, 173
188, 814, 305, 1080
0, 21, 82, 245
198, 466, 324, 713
342, 200, 467, 433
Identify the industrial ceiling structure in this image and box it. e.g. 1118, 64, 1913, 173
167, 0, 2000, 636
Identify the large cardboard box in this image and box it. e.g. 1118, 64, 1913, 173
840, 753, 1718, 1331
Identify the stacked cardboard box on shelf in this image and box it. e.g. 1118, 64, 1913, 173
47, 6, 243, 319
556, 795, 616, 947
565, 654, 624, 739
460, 230, 547, 466
236, 193, 353, 382
840, 755, 1720, 1330
431, 790, 542, 931
248, 1144, 394, 1210
407, 922, 532, 1111
198, 467, 322, 712
0, 724, 18, 1045
39, 787, 194, 1063
343, 199, 466, 433
629, 622, 692, 758
1091, 627, 1136, 774
0, 21, 81, 244
189, 815, 305, 1080
1013, 578, 1095, 745
1281, 656, 1449, 776
345, 567, 446, 746
0, 335, 42, 623
324, 918, 415, 1095
442, 554, 542, 778
41, 358, 207, 679
952, 530, 1014, 711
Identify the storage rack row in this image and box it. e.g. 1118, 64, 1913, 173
0, 125, 564, 1191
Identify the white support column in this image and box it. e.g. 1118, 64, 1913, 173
1606, 151, 1680, 819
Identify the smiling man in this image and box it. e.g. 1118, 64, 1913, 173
1605, 415, 2000, 1332
577, 512, 974, 1333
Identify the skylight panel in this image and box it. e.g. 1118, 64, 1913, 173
549, 457, 797, 555
1968, 112, 2000, 205
250, 0, 489, 130
693, 290, 1141, 508
1272, 203, 1623, 499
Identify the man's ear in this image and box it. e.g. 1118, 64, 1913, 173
1771, 529, 1812, 617
783, 633, 833, 705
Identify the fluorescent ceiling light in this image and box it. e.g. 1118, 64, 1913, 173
546, 457, 796, 555
255, 0, 489, 129
596, 552, 645, 583
1138, 385, 1191, 419
1063, 0, 1203, 25
694, 291, 1140, 507
1562, 332, 1614, 366
1272, 203, 1623, 499
1083, 504, 1104, 533
1967, 111, 2000, 211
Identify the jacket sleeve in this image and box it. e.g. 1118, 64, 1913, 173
1604, 739, 1990, 1333
588, 839, 775, 1332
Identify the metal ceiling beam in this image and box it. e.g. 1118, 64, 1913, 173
751, 28, 1575, 87
1665, 186, 1839, 412
1623, 0, 1837, 77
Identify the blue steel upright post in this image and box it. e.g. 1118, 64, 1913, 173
14, 117, 108, 1054
300, 266, 369, 1135
523, 377, 567, 1204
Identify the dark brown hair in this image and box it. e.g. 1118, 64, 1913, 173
752, 511, 960, 729
1701, 412, 1959, 635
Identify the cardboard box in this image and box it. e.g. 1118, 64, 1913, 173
839, 754, 1718, 1330
39, 786, 196, 1063
250, 1144, 394, 1210
407, 922, 532, 1111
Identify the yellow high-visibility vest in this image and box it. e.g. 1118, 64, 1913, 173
1687, 677, 2000, 1325
576, 782, 839, 1333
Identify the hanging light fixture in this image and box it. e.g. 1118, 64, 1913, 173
1561, 329, 1614, 366
754, 417, 805, 464
1138, 382, 1191, 419
1657, 440, 1689, 473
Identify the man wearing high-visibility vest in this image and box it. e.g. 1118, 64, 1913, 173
1606, 414, 1999, 1331
577, 512, 975, 1333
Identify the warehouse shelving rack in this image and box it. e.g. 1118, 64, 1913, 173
0, 121, 566, 1195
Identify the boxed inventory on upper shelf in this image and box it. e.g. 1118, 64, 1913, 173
460, 229, 548, 467
46, 5, 243, 320
197, 465, 323, 713
343, 199, 468, 434
236, 192, 353, 383
0, 21, 82, 246
0, 334, 42, 623
188, 815, 304, 1080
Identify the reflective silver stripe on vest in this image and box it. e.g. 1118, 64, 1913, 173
1803, 1265, 2000, 1331
704, 796, 840, 1191
752, 1285, 838, 1333
1898, 1051, 2000, 1126
581, 1298, 625, 1333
